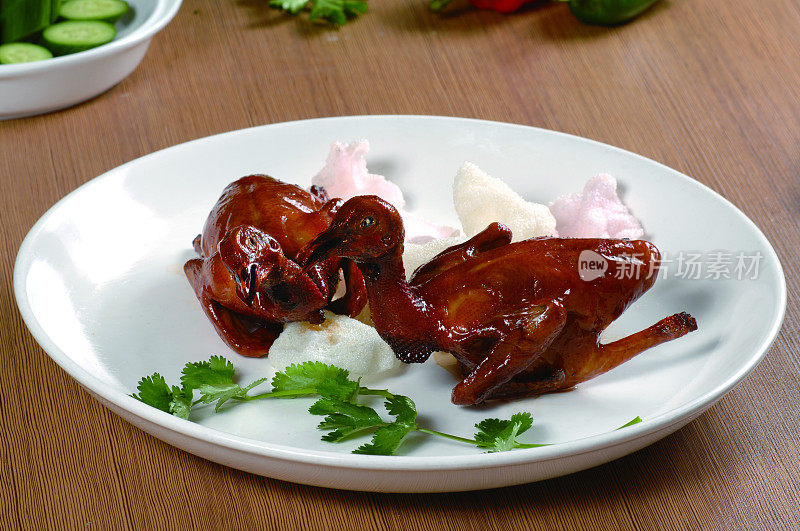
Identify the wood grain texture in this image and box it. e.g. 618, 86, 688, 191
2, 0, 800, 528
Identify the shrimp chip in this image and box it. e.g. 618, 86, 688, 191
312, 140, 405, 208
313, 140, 458, 242
549, 173, 643, 239
268, 312, 403, 376
453, 162, 557, 241
403, 236, 467, 279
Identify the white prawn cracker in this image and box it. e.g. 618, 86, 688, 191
402, 236, 466, 279
453, 162, 557, 241
268, 312, 403, 376
549, 173, 644, 239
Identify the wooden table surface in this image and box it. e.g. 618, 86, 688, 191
3, 0, 799, 528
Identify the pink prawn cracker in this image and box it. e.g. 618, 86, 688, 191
313, 140, 458, 242
312, 140, 405, 209
549, 174, 643, 239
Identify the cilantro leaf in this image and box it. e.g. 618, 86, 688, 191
353, 394, 418, 455
309, 397, 384, 441
269, 0, 367, 26
315, 378, 360, 401
309, 0, 367, 26
474, 412, 534, 453
180, 356, 244, 411
385, 394, 417, 425
131, 375, 193, 419
181, 355, 235, 390
309, 392, 419, 454
272, 362, 359, 401
169, 385, 193, 419
131, 373, 172, 413
272, 362, 349, 390
178, 356, 268, 411
617, 416, 643, 429
354, 423, 415, 455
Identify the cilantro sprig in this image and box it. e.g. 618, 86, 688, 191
269, 0, 367, 26
132, 356, 641, 456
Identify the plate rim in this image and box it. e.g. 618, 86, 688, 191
13, 114, 788, 472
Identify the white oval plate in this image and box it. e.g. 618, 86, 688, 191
14, 116, 786, 492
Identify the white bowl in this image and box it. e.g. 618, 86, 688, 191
0, 0, 182, 119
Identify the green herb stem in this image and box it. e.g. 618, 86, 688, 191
245, 387, 319, 400
416, 427, 480, 446
358, 387, 395, 399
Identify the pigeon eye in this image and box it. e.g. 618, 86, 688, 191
360, 216, 375, 229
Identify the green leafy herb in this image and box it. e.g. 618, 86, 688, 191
269, 0, 367, 26
353, 394, 417, 455
168, 387, 193, 419
132, 356, 637, 456
354, 423, 415, 455
131, 374, 193, 420
310, 397, 383, 441
132, 373, 172, 413
272, 362, 359, 401
617, 416, 643, 429
269, 0, 308, 15
181, 355, 267, 411
474, 412, 536, 452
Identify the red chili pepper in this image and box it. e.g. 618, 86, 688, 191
429, 0, 537, 13
469, 0, 536, 12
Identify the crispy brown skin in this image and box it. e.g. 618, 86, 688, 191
302, 196, 697, 405
184, 175, 367, 357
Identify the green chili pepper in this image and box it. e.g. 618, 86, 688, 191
565, 0, 660, 25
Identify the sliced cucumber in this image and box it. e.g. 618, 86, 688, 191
60, 0, 129, 24
42, 20, 116, 55
0, 42, 53, 64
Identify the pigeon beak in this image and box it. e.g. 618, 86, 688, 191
300, 230, 346, 274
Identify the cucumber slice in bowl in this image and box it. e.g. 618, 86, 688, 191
59, 0, 130, 24
0, 43, 54, 64
42, 20, 116, 56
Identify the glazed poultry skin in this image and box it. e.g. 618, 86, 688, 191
302, 195, 697, 405
184, 175, 366, 357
